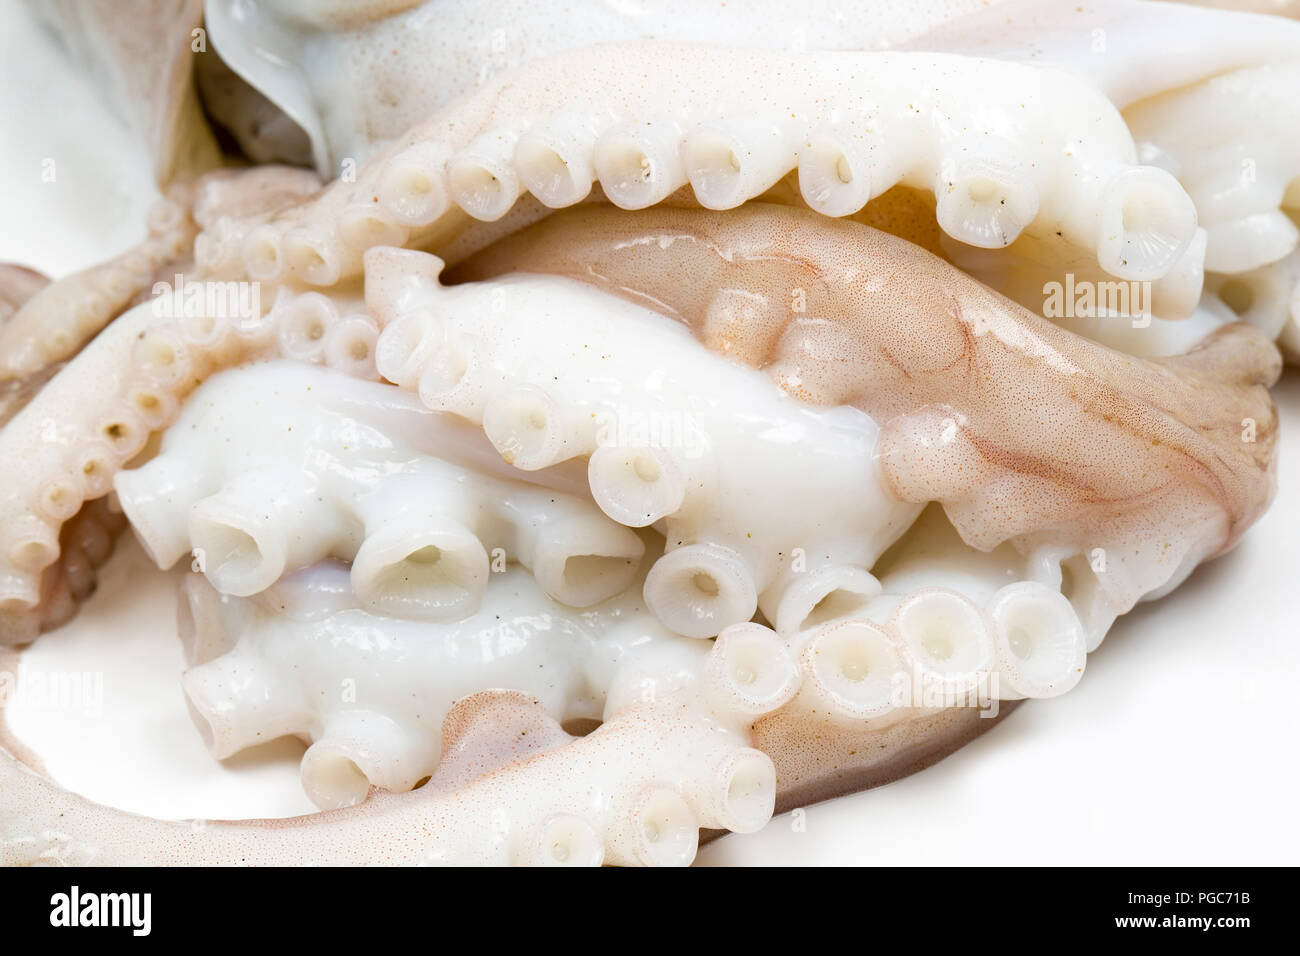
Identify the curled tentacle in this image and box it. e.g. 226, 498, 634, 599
176, 563, 693, 811
0, 275, 411, 642
246, 46, 1189, 286
0, 265, 53, 426
451, 202, 1280, 624
191, 166, 323, 278
0, 295, 275, 642
368, 251, 919, 637
114, 361, 642, 615
0, 183, 200, 382
1126, 60, 1300, 274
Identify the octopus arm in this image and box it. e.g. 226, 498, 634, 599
1, 637, 795, 865
201, 0, 1008, 175
446, 202, 1281, 622
229, 45, 1195, 292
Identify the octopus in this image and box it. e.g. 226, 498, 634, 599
0, 0, 1294, 866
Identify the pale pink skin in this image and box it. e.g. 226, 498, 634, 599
0, 198, 1278, 862
450, 202, 1281, 807
0, 679, 1017, 864
452, 203, 1279, 601
0, 185, 198, 385
0, 165, 323, 389
0, 264, 51, 424
0, 2, 1288, 865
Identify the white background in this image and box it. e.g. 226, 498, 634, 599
1, 3, 1296, 864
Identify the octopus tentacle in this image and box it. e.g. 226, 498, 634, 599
0, 184, 198, 382
1125, 60, 1300, 274
0, 506, 1043, 864
1, 643, 789, 864
239, 46, 1196, 288
0, 264, 53, 426
0, 165, 318, 396
114, 362, 644, 614
366, 250, 920, 638
190, 166, 324, 279
939, 227, 1209, 328
0, 498, 127, 646
201, 0, 1007, 176
871, 505, 1089, 686
176, 559, 695, 811
0, 283, 294, 642
447, 202, 1280, 623
0, 0, 1291, 870
904, 0, 1300, 304
751, 504, 1093, 808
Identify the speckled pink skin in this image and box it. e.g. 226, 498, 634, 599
0, 684, 1018, 865
452, 204, 1281, 629
0, 0, 1292, 867
0, 202, 1278, 864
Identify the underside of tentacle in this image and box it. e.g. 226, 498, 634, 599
0, 0, 1292, 867
449, 203, 1280, 621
